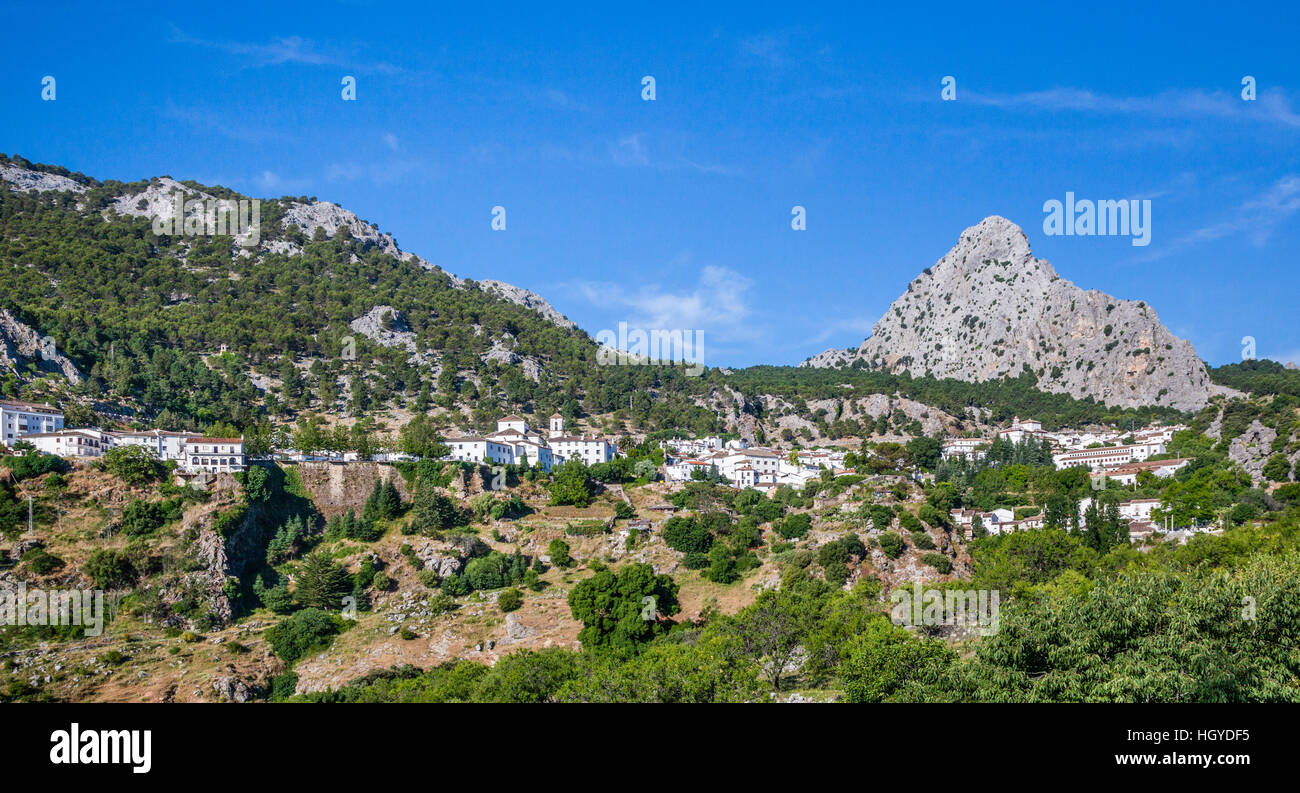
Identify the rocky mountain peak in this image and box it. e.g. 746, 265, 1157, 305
803, 216, 1215, 411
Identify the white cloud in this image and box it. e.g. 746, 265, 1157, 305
576, 265, 754, 343
1140, 174, 1300, 261
967, 86, 1300, 128
610, 134, 650, 168
168, 28, 403, 74
802, 316, 877, 346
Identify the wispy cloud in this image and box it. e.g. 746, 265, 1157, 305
160, 102, 284, 144
168, 28, 403, 74
967, 86, 1300, 128
610, 134, 650, 168
739, 33, 789, 65
802, 316, 877, 346
541, 133, 742, 176
324, 157, 427, 186
1140, 174, 1300, 261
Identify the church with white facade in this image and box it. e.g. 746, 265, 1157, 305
443, 413, 616, 471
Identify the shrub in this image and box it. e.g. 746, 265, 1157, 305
22, 547, 64, 575
417, 569, 440, 589
682, 551, 710, 569
121, 499, 167, 536
265, 608, 340, 663
839, 533, 865, 558
817, 541, 849, 568
775, 513, 812, 540
1275, 483, 1300, 505
548, 539, 572, 568
498, 588, 523, 612
83, 549, 135, 589
922, 553, 952, 574
429, 592, 457, 614
270, 672, 299, 701
243, 465, 271, 503
878, 533, 905, 559
864, 504, 895, 531
212, 504, 249, 539
1262, 454, 1292, 482
918, 503, 948, 528
911, 531, 936, 550
1, 451, 68, 481
254, 574, 294, 614
663, 516, 714, 553
102, 445, 165, 486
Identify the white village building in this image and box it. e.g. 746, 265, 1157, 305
949, 507, 1045, 537
0, 400, 64, 447
22, 428, 112, 458
110, 429, 201, 461
443, 414, 615, 472
1088, 457, 1191, 486
941, 437, 987, 461
181, 437, 245, 474
1053, 440, 1166, 470
997, 416, 1044, 445
546, 413, 618, 465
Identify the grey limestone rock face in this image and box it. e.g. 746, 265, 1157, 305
802, 216, 1213, 411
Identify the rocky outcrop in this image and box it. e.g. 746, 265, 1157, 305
477, 279, 576, 329
211, 668, 260, 702
0, 164, 87, 193
802, 216, 1215, 411
349, 305, 418, 353
0, 308, 84, 384
413, 540, 467, 577
1227, 420, 1278, 483
281, 200, 405, 259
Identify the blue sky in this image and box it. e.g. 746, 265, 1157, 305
4, 1, 1299, 369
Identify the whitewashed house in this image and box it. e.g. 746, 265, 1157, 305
444, 436, 518, 467
23, 429, 111, 458
998, 416, 1044, 445
0, 400, 64, 447
110, 429, 200, 461
941, 437, 987, 461
181, 437, 245, 473
546, 414, 617, 465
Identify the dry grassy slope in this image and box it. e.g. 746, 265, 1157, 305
5, 457, 962, 702
1, 463, 284, 702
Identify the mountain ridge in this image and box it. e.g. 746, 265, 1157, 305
0, 156, 575, 333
